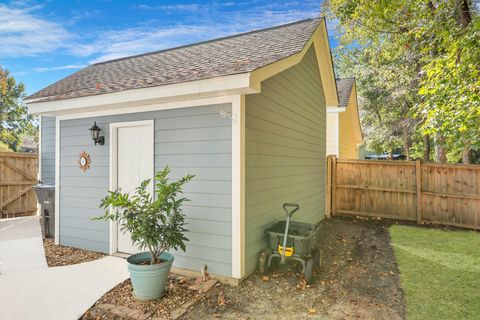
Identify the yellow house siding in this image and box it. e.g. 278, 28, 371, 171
338, 88, 362, 159
244, 45, 326, 275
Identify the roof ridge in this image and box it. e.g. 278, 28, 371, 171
92, 18, 320, 67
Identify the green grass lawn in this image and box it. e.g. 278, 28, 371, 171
390, 225, 480, 320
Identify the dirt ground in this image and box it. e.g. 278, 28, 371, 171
181, 217, 406, 320
43, 238, 105, 267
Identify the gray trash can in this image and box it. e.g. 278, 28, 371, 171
33, 183, 55, 238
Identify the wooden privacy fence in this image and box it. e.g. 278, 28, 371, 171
0, 152, 39, 219
326, 156, 480, 230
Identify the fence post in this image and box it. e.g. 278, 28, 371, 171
415, 159, 422, 224
326, 156, 332, 218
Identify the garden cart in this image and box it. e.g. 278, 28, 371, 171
258, 203, 321, 283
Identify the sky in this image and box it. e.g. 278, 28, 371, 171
0, 0, 336, 95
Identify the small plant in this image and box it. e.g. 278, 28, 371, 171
96, 166, 194, 265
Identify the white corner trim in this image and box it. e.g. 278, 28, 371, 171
38, 116, 42, 181
231, 94, 245, 279
54, 118, 60, 244
108, 120, 155, 255
27, 73, 255, 116
327, 107, 346, 113
335, 113, 340, 157
37, 116, 42, 217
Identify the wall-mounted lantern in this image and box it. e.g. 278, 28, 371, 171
89, 121, 105, 145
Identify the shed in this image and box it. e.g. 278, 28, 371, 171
27, 18, 339, 283
326, 78, 363, 158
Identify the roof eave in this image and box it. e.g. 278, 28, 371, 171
250, 18, 339, 107
27, 72, 256, 116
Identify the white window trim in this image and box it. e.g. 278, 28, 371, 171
109, 120, 154, 255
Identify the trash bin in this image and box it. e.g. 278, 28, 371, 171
33, 183, 55, 238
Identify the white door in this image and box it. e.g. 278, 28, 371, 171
114, 121, 154, 254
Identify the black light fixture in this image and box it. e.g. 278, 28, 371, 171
89, 121, 105, 145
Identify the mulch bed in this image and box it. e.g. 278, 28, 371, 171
43, 238, 106, 267
82, 275, 201, 320
180, 217, 407, 320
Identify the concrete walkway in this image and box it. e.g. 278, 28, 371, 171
0, 216, 129, 320
0, 216, 47, 274
0, 256, 129, 320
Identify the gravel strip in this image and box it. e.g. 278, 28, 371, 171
43, 239, 105, 267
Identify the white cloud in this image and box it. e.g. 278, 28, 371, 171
1, 0, 326, 67
84, 1, 322, 64
137, 4, 206, 12
0, 4, 72, 57
33, 64, 85, 72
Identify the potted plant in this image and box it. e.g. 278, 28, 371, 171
96, 166, 194, 300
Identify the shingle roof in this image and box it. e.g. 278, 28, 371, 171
28, 18, 322, 102
336, 78, 355, 109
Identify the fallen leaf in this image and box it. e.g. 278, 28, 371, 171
218, 291, 226, 306
308, 307, 316, 315
262, 275, 270, 282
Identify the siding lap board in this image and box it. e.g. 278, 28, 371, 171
40, 116, 56, 183
245, 46, 326, 274
58, 104, 232, 276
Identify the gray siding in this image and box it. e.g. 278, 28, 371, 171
40, 116, 56, 183
245, 46, 326, 274
59, 104, 233, 276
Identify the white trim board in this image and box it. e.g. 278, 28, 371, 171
54, 117, 60, 244
56, 95, 238, 121
327, 107, 346, 113
231, 95, 245, 279
108, 120, 155, 255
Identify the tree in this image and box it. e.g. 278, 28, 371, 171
0, 66, 34, 151
418, 0, 479, 163
324, 0, 479, 163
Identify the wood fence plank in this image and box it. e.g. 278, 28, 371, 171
416, 159, 422, 223
0, 160, 37, 182
0, 153, 38, 218
326, 156, 332, 218
331, 157, 337, 216
326, 158, 480, 230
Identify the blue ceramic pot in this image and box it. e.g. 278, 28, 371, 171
127, 251, 174, 300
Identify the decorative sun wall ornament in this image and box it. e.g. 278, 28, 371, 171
78, 151, 91, 172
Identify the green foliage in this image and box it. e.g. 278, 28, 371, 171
324, 0, 479, 162
96, 166, 194, 265
0, 66, 35, 151
0, 141, 12, 151
418, 16, 480, 156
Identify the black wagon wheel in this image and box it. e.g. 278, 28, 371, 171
258, 248, 272, 274
304, 257, 314, 284
312, 248, 321, 269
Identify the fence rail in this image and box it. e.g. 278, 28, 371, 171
326, 156, 480, 230
0, 152, 38, 219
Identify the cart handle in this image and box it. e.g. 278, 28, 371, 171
283, 203, 300, 216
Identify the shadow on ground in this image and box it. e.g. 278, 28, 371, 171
181, 217, 406, 320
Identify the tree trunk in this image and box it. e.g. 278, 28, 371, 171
456, 0, 471, 27
462, 148, 472, 164
423, 134, 431, 161
434, 133, 447, 163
